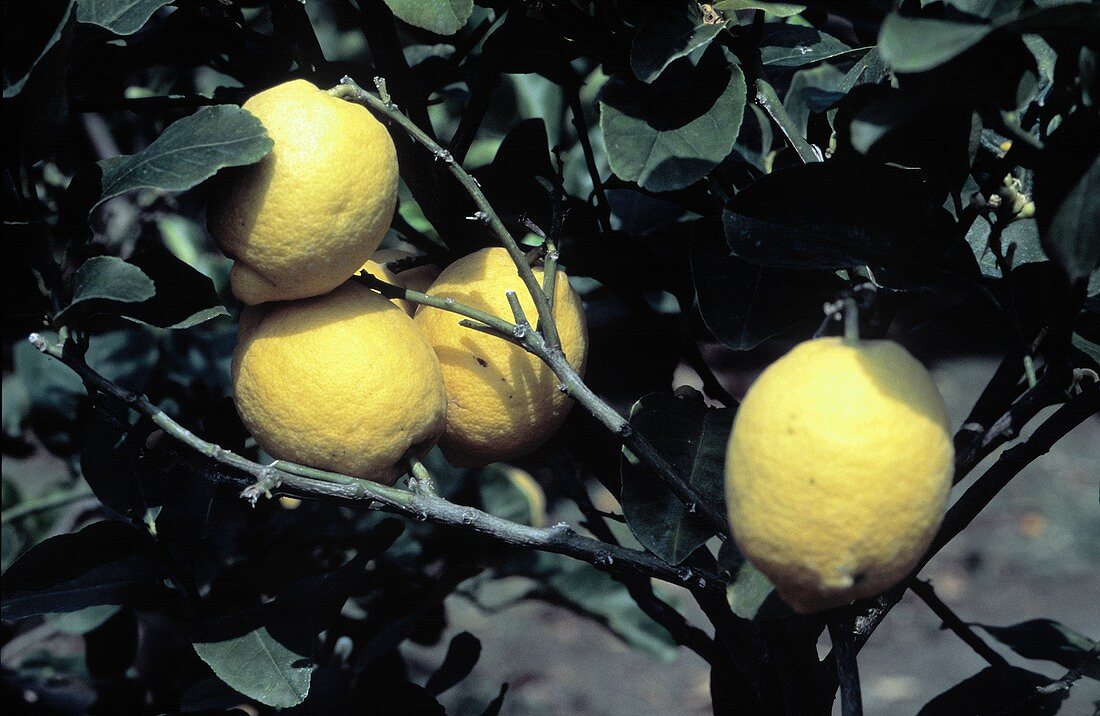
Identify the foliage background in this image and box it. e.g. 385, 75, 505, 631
3, 0, 1099, 714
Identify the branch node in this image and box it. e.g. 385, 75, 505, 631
372, 76, 394, 107
465, 211, 489, 223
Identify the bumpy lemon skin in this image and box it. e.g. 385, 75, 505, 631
232, 283, 447, 485
724, 337, 954, 613
208, 80, 398, 305
414, 247, 588, 467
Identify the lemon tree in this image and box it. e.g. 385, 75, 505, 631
3, 2, 1099, 716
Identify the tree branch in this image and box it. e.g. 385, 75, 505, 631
909, 579, 1008, 668
336, 81, 731, 538
828, 616, 863, 716
28, 333, 729, 595
331, 76, 561, 350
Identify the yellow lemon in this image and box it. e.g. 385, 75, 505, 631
724, 337, 953, 613
232, 283, 446, 484
208, 79, 398, 304
414, 247, 588, 467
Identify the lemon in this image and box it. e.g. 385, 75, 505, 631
724, 337, 953, 613
232, 282, 447, 484
414, 247, 588, 466
208, 80, 398, 305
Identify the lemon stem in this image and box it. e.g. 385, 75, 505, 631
842, 297, 860, 345
407, 458, 437, 496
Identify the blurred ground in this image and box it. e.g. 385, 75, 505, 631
403, 356, 1100, 715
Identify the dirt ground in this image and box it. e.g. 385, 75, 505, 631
402, 357, 1100, 715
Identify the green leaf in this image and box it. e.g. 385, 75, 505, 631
621, 390, 732, 565
68, 256, 156, 309
878, 15, 993, 73
94, 105, 272, 211
966, 217, 1048, 277
383, 0, 473, 36
1038, 153, 1100, 283
478, 465, 544, 527
977, 619, 1100, 680
1, 521, 167, 621
4, 1, 76, 163
192, 627, 312, 708
726, 562, 774, 620
692, 225, 841, 350
192, 556, 373, 708
712, 1, 805, 17
917, 665, 1067, 714
533, 556, 679, 662
721, 160, 977, 290
424, 632, 481, 696
601, 50, 747, 192
630, 2, 727, 83
75, 0, 172, 35
758, 24, 856, 68
121, 245, 230, 329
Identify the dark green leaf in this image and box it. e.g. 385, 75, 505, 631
977, 619, 1100, 680
478, 465, 541, 527
834, 85, 980, 195
726, 561, 774, 620
80, 401, 160, 524
1, 521, 166, 621
425, 632, 481, 696
918, 665, 1067, 714
621, 390, 731, 565
383, 0, 472, 35
712, 1, 805, 17
75, 0, 172, 35
94, 105, 272, 211
966, 217, 1048, 277
192, 552, 378, 708
692, 225, 841, 350
1038, 153, 1100, 283
67, 256, 156, 310
601, 50, 747, 192
783, 64, 845, 139
3, 1, 76, 163
630, 2, 727, 83
721, 160, 977, 289
758, 23, 856, 68
478, 683, 509, 716
121, 244, 230, 329
878, 15, 993, 73
192, 626, 313, 708
523, 554, 679, 661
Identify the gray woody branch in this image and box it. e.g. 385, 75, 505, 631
334, 76, 729, 539
27, 333, 727, 594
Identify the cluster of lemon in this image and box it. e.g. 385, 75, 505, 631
208, 80, 588, 485
210, 81, 953, 615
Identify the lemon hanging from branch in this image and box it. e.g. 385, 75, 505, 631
724, 333, 954, 613
208, 80, 398, 305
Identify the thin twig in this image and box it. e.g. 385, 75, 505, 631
27, 333, 728, 594
910, 580, 1009, 667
